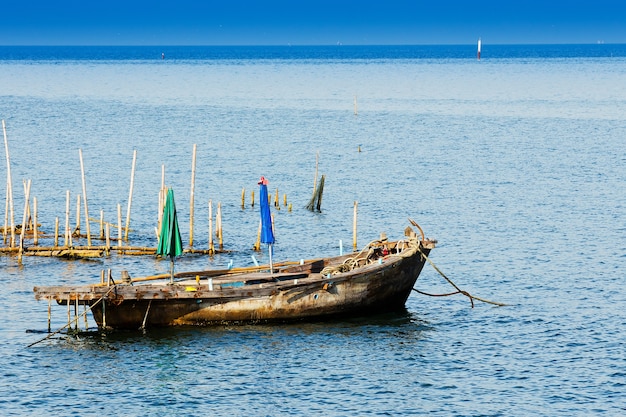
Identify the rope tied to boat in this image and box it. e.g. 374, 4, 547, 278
414, 247, 508, 308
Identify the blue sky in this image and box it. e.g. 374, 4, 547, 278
1, 1, 625, 45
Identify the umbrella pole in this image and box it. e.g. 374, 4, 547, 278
170, 258, 174, 284
268, 243, 273, 274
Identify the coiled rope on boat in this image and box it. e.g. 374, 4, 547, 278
320, 237, 419, 276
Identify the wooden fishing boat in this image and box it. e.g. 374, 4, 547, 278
34, 224, 435, 330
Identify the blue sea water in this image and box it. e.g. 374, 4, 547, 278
1, 44, 625, 416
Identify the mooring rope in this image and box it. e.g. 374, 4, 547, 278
414, 248, 508, 308
27, 285, 118, 348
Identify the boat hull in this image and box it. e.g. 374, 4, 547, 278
88, 246, 431, 329
34, 234, 435, 330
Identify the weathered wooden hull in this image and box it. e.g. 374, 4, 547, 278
35, 236, 435, 330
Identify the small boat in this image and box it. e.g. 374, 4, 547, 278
33, 223, 436, 330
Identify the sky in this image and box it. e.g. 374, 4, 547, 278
1, 1, 625, 46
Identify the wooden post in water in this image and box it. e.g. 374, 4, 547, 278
19, 179, 31, 252
99, 210, 104, 239
353, 201, 358, 251
241, 188, 245, 209
105, 223, 110, 255
125, 149, 137, 241
64, 191, 71, 247
216, 202, 223, 250
75, 194, 80, 237
251, 190, 255, 207
54, 217, 59, 247
78, 149, 92, 246
157, 164, 165, 232
208, 200, 214, 254
3, 183, 7, 244
189, 144, 197, 247
117, 203, 122, 248
2, 120, 16, 248
33, 197, 38, 245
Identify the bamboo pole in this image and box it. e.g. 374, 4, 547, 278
189, 144, 197, 247
157, 164, 165, 232
353, 201, 358, 250
3, 179, 7, 243
208, 200, 214, 254
241, 188, 245, 209
75, 194, 80, 236
125, 149, 137, 241
251, 190, 255, 207
105, 223, 110, 255
64, 191, 70, 247
78, 149, 91, 246
254, 219, 261, 251
54, 217, 59, 247
99, 210, 104, 239
216, 202, 223, 250
19, 179, 31, 251
33, 197, 38, 245
312, 151, 319, 201
23, 180, 32, 231
3, 120, 15, 248
117, 203, 122, 248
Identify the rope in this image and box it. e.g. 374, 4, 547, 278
320, 237, 418, 276
415, 248, 508, 308
27, 285, 118, 348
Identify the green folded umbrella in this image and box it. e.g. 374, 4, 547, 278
157, 188, 183, 282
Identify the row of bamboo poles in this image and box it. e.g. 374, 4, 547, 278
2, 120, 354, 263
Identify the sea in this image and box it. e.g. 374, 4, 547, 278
1, 44, 625, 416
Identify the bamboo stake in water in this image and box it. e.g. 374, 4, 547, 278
189, 144, 197, 246
157, 164, 165, 232
3, 180, 7, 243
117, 203, 122, 248
208, 200, 214, 254
216, 202, 223, 250
251, 190, 255, 207
33, 197, 38, 245
125, 149, 137, 241
78, 149, 91, 246
18, 180, 30, 263
3, 120, 16, 248
19, 179, 31, 252
75, 194, 80, 236
241, 188, 245, 209
99, 210, 104, 239
105, 223, 110, 255
64, 191, 70, 247
54, 217, 59, 247
353, 201, 358, 250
